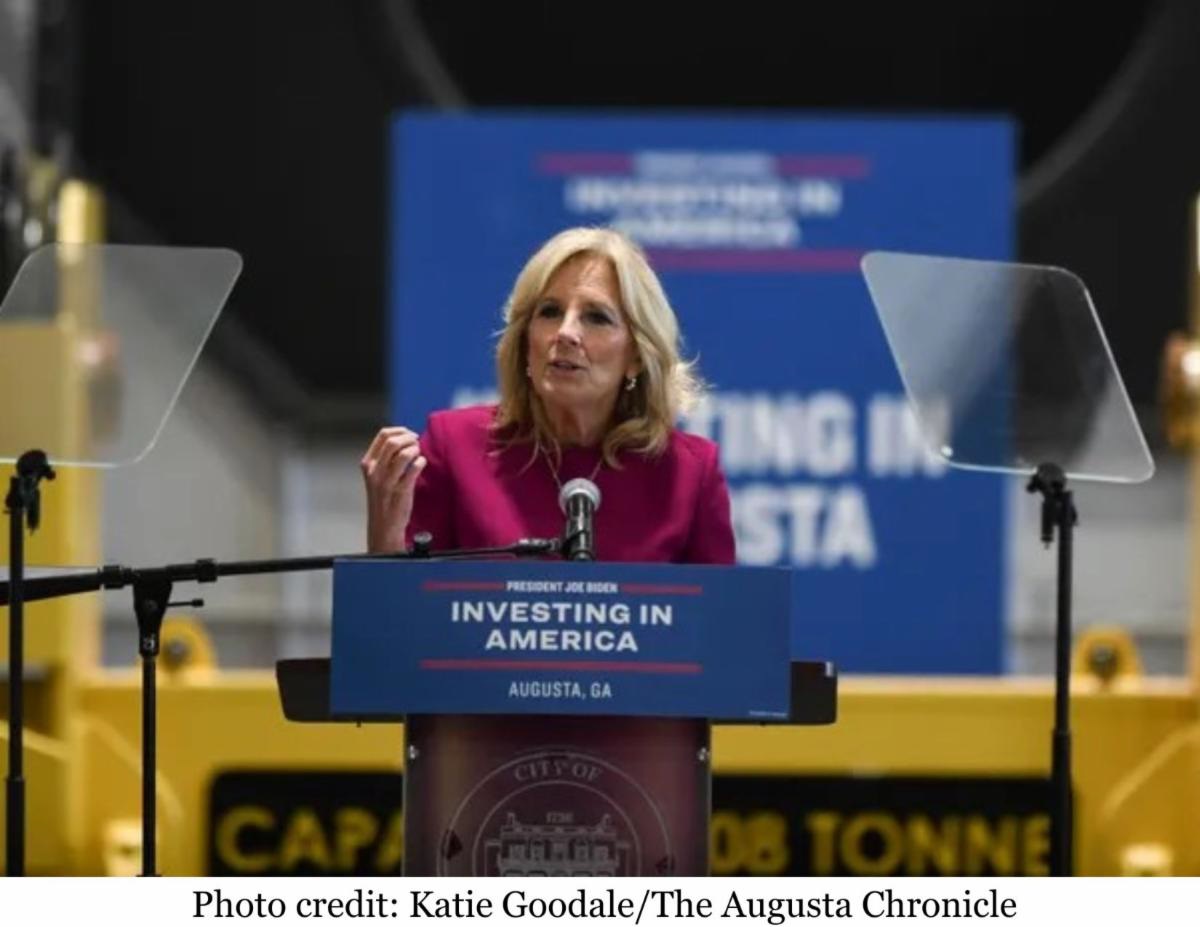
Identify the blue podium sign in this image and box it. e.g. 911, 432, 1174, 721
330, 561, 791, 720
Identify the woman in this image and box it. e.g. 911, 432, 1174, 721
361, 227, 735, 563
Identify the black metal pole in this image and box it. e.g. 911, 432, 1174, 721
6, 472, 25, 877
0, 537, 564, 607
133, 576, 171, 877
1028, 463, 1076, 877
5, 451, 53, 877
1051, 483, 1075, 877
142, 651, 156, 876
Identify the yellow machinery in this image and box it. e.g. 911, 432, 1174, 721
1, 186, 1199, 876
0, 176, 105, 873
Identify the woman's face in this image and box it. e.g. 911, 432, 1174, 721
526, 254, 640, 427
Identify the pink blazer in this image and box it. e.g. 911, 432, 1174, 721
405, 405, 735, 564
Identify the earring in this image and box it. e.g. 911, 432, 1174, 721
624, 375, 637, 392
526, 365, 532, 378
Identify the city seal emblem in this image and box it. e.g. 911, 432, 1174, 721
436, 749, 676, 876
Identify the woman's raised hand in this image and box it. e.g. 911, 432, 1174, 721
360, 426, 427, 553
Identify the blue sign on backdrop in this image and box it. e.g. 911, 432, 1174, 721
389, 112, 1013, 674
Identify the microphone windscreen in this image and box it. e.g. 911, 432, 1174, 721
558, 477, 602, 514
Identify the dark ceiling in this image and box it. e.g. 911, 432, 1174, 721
70, 0, 1197, 430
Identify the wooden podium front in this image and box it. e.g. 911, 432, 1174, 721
278, 559, 836, 877
405, 715, 708, 876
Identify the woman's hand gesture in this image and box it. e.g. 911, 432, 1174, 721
360, 426, 427, 553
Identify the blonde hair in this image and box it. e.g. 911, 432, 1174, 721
494, 227, 702, 466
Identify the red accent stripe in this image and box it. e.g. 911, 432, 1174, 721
421, 581, 507, 592
619, 584, 703, 595
775, 155, 872, 178
646, 248, 864, 273
420, 659, 702, 674
536, 153, 634, 175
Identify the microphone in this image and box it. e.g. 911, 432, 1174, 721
558, 478, 601, 561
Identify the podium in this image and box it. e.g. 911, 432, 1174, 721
277, 560, 835, 876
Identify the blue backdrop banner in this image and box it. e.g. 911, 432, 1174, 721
389, 112, 1013, 674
